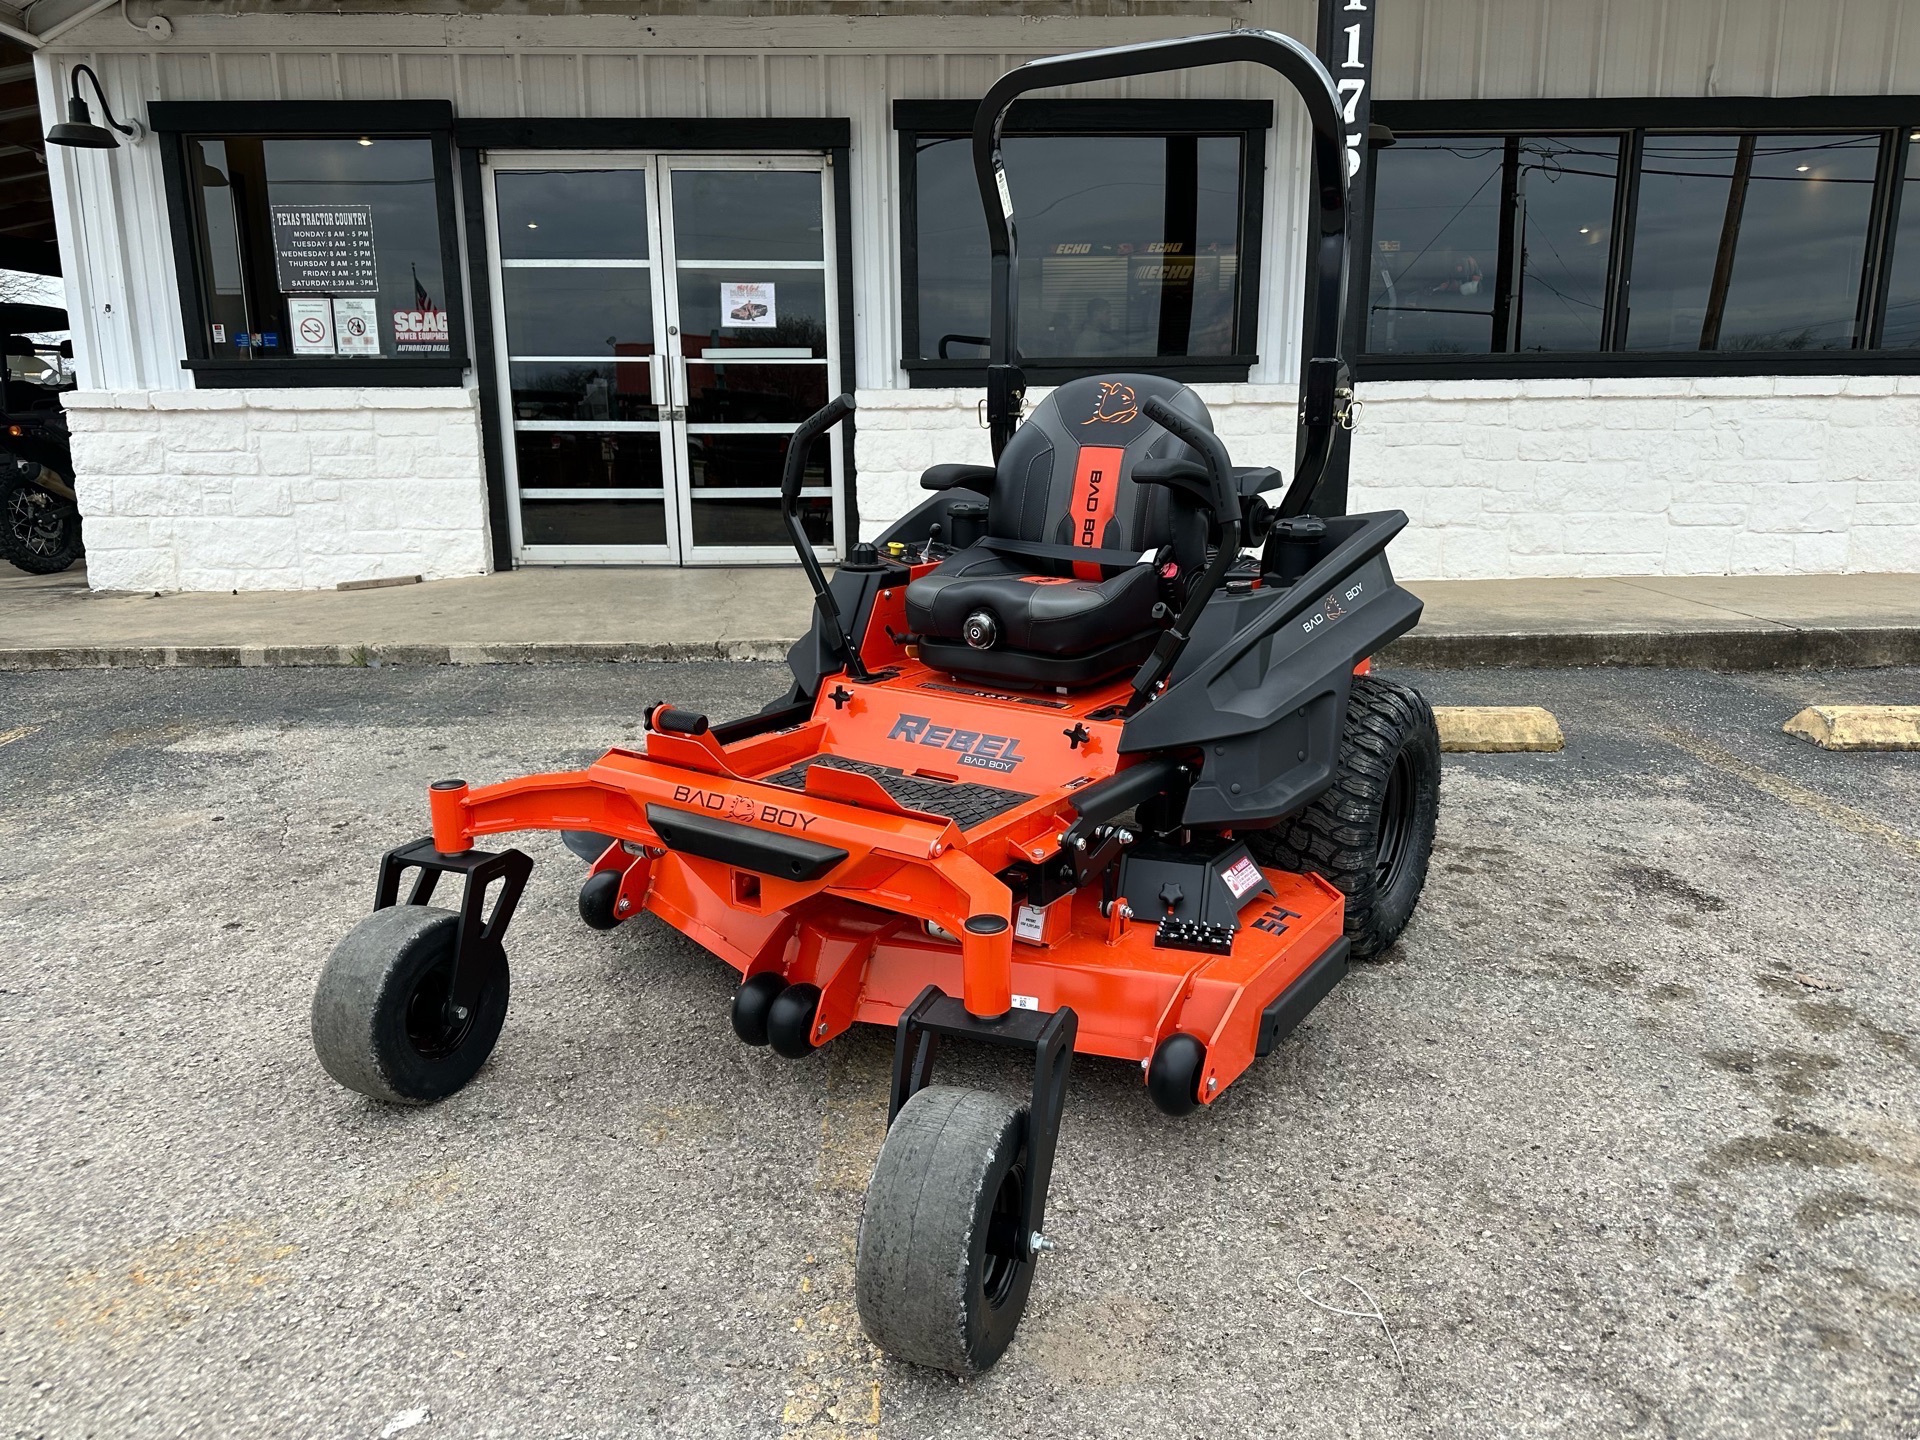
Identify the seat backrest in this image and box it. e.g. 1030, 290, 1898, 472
987, 374, 1215, 558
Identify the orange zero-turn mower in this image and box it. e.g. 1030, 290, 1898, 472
311, 30, 1441, 1376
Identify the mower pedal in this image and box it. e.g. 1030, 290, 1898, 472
1154, 916, 1237, 955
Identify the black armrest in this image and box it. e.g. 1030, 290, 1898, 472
921, 463, 996, 493
1132, 457, 1217, 513
1234, 465, 1282, 496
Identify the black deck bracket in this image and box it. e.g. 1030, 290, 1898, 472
888, 985, 1077, 1257
374, 836, 534, 1019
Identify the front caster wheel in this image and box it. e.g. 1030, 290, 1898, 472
578, 869, 623, 930
855, 1086, 1036, 1375
311, 906, 509, 1105
766, 982, 822, 1058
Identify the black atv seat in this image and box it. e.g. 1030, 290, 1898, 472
905, 374, 1214, 687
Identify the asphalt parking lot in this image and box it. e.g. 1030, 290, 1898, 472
2, 660, 1917, 1439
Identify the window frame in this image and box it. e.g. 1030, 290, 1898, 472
894, 98, 1271, 388
1363, 96, 1920, 380
152, 100, 470, 387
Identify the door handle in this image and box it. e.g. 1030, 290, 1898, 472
647, 354, 665, 406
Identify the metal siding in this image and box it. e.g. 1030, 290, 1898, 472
644, 53, 701, 116
1480, 0, 1543, 99
1660, 0, 1722, 97
399, 53, 456, 102
154, 51, 215, 101
1836, 0, 1902, 94
337, 52, 397, 102
278, 51, 337, 101
1777, 1, 1839, 96
703, 54, 763, 117
218, 52, 278, 102
457, 54, 518, 117
766, 53, 822, 118
522, 53, 582, 116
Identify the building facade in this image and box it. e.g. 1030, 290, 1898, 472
20, 0, 1920, 590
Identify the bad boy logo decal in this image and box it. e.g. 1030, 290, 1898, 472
1082, 381, 1138, 425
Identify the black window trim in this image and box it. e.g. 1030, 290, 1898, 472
1362, 95, 1920, 380
152, 99, 470, 387
895, 98, 1271, 388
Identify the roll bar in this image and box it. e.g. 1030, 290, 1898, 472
971, 29, 1352, 517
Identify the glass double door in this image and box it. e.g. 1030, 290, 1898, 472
484, 153, 841, 564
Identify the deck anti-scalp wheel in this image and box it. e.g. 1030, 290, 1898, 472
731, 972, 786, 1046
578, 869, 623, 930
1247, 675, 1441, 960
855, 1085, 1035, 1374
766, 982, 822, 1058
311, 905, 509, 1104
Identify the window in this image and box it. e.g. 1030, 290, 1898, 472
153, 102, 466, 383
896, 101, 1268, 385
1365, 99, 1920, 375
1627, 133, 1878, 352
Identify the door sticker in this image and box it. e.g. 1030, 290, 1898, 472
722, 281, 776, 328
334, 296, 381, 356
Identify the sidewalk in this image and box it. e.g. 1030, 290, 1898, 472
4, 562, 1917, 670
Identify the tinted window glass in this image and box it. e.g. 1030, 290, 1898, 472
186, 135, 453, 362
913, 133, 1245, 362
495, 169, 651, 260
670, 170, 823, 262
1366, 138, 1503, 354
1718, 134, 1878, 351
1515, 136, 1618, 352
1880, 138, 1920, 348
1623, 135, 1736, 351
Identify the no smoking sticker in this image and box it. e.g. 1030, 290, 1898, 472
288, 298, 336, 356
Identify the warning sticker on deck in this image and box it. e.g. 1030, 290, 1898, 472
1221, 855, 1263, 900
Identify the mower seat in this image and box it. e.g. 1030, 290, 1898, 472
906, 374, 1214, 687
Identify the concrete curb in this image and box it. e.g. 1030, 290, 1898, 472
1378, 626, 1920, 670
2, 627, 1916, 673
0, 638, 799, 671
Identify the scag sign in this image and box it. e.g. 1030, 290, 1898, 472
393, 307, 450, 353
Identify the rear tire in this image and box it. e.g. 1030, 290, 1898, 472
311, 906, 509, 1104
855, 1086, 1035, 1374
1247, 675, 1440, 960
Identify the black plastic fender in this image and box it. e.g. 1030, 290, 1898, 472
1118, 511, 1423, 829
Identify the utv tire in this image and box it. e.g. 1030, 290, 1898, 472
1, 470, 83, 575
311, 905, 509, 1104
856, 1086, 1035, 1374
1248, 675, 1439, 960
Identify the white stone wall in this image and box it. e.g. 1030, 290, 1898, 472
855, 380, 1920, 580
64, 388, 492, 592
1352, 378, 1920, 580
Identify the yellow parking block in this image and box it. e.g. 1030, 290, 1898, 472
1782, 705, 1920, 751
1434, 705, 1564, 753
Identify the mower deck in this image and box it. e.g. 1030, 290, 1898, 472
418, 656, 1346, 1101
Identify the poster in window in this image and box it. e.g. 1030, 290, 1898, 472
393, 262, 451, 355
269, 204, 379, 295
333, 296, 381, 357
288, 297, 337, 356
721, 281, 777, 328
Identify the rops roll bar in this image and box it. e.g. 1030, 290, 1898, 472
971, 29, 1352, 518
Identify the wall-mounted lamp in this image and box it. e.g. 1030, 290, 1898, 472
45, 64, 142, 150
